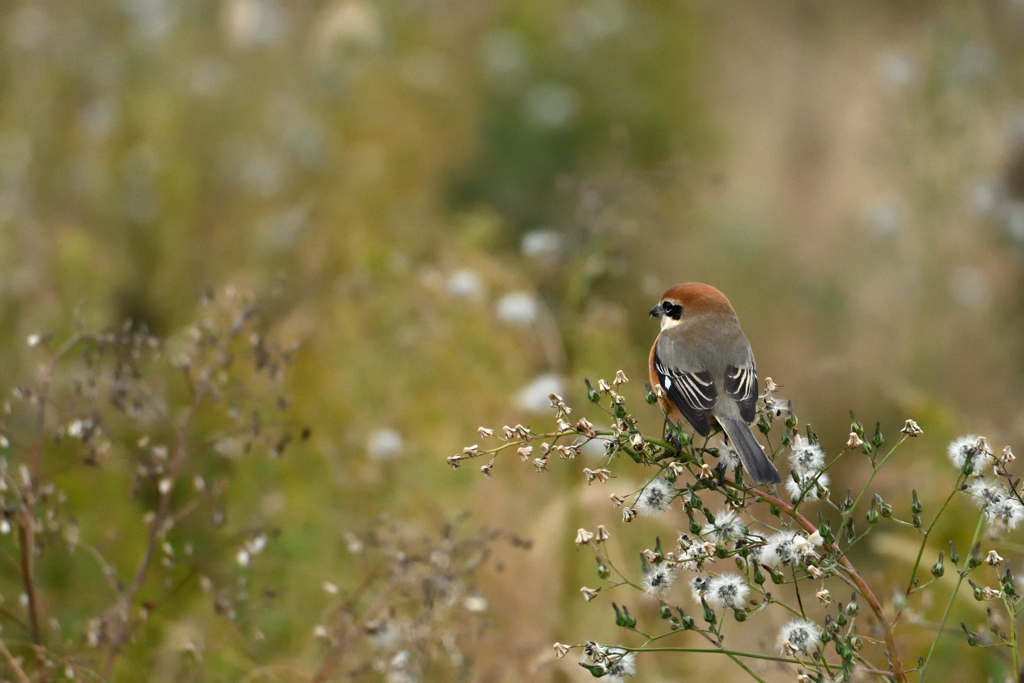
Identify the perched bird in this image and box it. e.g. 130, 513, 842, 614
648, 283, 782, 484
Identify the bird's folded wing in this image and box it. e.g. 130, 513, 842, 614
724, 363, 758, 422
652, 350, 717, 436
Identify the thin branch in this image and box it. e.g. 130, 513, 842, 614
0, 638, 31, 683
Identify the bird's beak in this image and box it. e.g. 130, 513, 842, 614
649, 304, 664, 318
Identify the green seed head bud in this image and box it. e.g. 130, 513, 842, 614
962, 622, 981, 646
949, 541, 960, 565
585, 379, 601, 404
644, 382, 657, 405
597, 557, 610, 580
660, 602, 672, 619
733, 608, 746, 622
911, 490, 923, 515
866, 504, 879, 525
702, 599, 716, 625
846, 600, 860, 617
850, 411, 864, 437
871, 421, 884, 448
758, 417, 770, 434
849, 635, 863, 652
754, 565, 765, 585
931, 552, 945, 578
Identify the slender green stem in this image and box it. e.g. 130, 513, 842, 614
620, 646, 801, 665
1008, 594, 1020, 678
918, 514, 986, 683
906, 484, 961, 596
840, 436, 907, 532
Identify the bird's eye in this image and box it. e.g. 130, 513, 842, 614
662, 301, 673, 312
662, 301, 682, 319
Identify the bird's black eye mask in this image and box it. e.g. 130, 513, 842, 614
662, 301, 682, 319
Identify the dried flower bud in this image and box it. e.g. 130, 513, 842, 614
553, 642, 570, 658
846, 432, 864, 449
446, 455, 462, 469
816, 589, 831, 605
764, 377, 778, 393
575, 529, 594, 546
642, 548, 659, 563
533, 457, 549, 472
614, 370, 629, 386
480, 463, 493, 478
463, 445, 479, 457
622, 507, 637, 523
517, 446, 533, 460
477, 427, 494, 439
575, 418, 596, 438
987, 550, 1004, 566
583, 468, 611, 484
1001, 445, 1016, 464
580, 586, 598, 602
598, 379, 612, 393
609, 493, 625, 507
596, 525, 610, 543
901, 419, 923, 437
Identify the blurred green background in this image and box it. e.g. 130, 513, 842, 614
4, 0, 1024, 680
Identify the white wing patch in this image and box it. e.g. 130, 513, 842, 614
654, 362, 716, 410
726, 365, 756, 400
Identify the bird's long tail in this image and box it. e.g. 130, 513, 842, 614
720, 418, 782, 485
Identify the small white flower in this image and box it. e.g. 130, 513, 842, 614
948, 435, 993, 475
701, 509, 748, 545
705, 574, 749, 609
553, 642, 571, 658
636, 478, 676, 516
785, 472, 830, 502
580, 587, 598, 601
987, 550, 1004, 566
779, 619, 821, 655
789, 436, 825, 475
641, 565, 677, 598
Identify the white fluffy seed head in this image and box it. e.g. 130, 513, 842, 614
785, 472, 830, 502
778, 619, 822, 655
948, 435, 993, 475
701, 509, 748, 545
788, 436, 825, 476
641, 565, 677, 598
636, 478, 676, 516
704, 574, 749, 609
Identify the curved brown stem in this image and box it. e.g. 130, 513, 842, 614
747, 487, 907, 682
